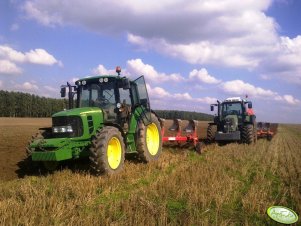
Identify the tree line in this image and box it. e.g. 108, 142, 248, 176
0, 90, 66, 117
154, 109, 213, 121
0, 90, 213, 120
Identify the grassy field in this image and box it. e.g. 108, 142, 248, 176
0, 118, 300, 225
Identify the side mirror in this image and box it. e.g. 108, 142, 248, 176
122, 78, 131, 89
60, 87, 66, 98
248, 102, 252, 109
210, 105, 214, 111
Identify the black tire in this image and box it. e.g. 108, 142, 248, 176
195, 142, 202, 154
267, 134, 272, 141
90, 126, 125, 175
207, 125, 216, 143
241, 124, 254, 144
137, 113, 162, 162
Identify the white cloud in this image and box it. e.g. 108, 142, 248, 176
275, 95, 300, 105
22, 0, 301, 85
23, 0, 301, 85
0, 45, 62, 75
0, 80, 3, 88
221, 80, 275, 98
15, 82, 39, 91
25, 48, 59, 65
146, 83, 216, 109
0, 45, 61, 66
126, 59, 184, 83
189, 68, 221, 84
0, 60, 22, 74
92, 64, 116, 75
221, 79, 300, 105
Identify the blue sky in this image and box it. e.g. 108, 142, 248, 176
0, 0, 300, 123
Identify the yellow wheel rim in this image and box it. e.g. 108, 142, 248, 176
107, 137, 122, 170
146, 123, 160, 155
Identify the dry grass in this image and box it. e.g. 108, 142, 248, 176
0, 118, 300, 225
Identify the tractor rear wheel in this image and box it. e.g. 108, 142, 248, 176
137, 113, 162, 162
207, 125, 216, 143
90, 126, 125, 175
242, 124, 254, 144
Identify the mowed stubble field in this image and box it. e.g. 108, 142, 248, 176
0, 118, 300, 225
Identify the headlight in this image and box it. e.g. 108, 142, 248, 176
52, 125, 73, 133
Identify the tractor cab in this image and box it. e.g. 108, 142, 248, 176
60, 67, 150, 129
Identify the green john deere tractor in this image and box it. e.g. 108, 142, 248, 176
207, 97, 257, 144
26, 67, 162, 175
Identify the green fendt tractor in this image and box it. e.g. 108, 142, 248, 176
26, 67, 162, 175
207, 97, 257, 144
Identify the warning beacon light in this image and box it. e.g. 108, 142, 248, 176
116, 66, 121, 76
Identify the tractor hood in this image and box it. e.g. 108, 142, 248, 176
224, 115, 238, 132
52, 107, 102, 117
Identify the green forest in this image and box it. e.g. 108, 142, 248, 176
0, 90, 213, 120
0, 90, 66, 117
155, 109, 213, 121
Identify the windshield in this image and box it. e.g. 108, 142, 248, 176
221, 102, 242, 117
79, 82, 116, 108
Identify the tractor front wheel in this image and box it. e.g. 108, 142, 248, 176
89, 127, 125, 175
242, 124, 254, 144
207, 125, 216, 143
137, 113, 162, 162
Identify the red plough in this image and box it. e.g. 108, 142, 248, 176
257, 122, 274, 141
160, 119, 202, 153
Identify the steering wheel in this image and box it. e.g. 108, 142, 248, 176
94, 97, 110, 106
228, 110, 238, 115
99, 97, 110, 105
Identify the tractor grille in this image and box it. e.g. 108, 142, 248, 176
52, 116, 83, 138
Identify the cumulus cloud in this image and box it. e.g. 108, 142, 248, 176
221, 79, 300, 105
221, 80, 275, 98
15, 82, 39, 91
92, 64, 116, 75
91, 59, 184, 83
189, 68, 221, 84
146, 83, 216, 106
0, 60, 22, 74
0, 80, 2, 88
0, 45, 60, 66
91, 60, 299, 107
22, 0, 301, 85
258, 35, 301, 84
126, 59, 184, 83
0, 45, 62, 75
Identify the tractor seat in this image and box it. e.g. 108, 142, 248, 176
103, 104, 116, 121
183, 120, 197, 133
168, 119, 181, 132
